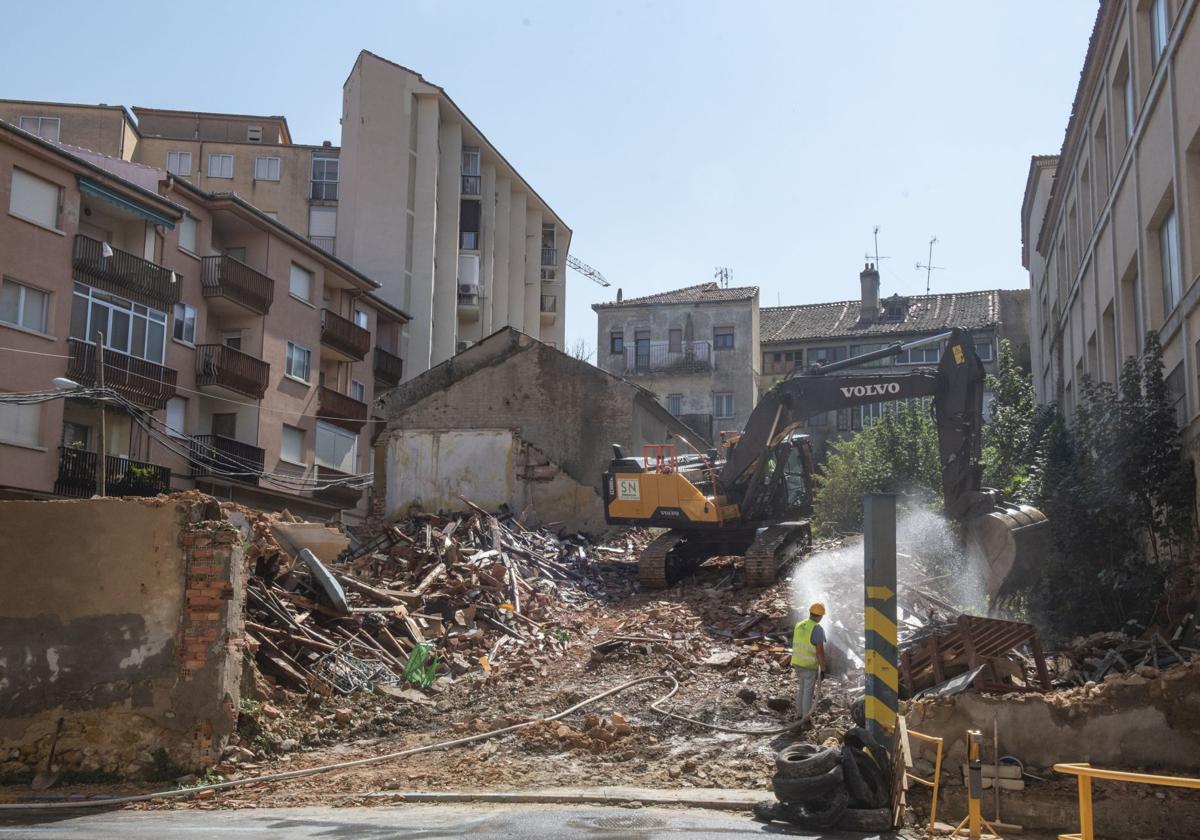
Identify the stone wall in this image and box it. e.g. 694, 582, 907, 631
0, 497, 244, 781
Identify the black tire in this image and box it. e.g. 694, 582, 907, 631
842, 745, 888, 809
752, 800, 792, 823
853, 747, 888, 808
838, 806, 893, 832
843, 726, 887, 757
850, 696, 866, 726
775, 742, 840, 778
783, 787, 850, 830
772, 764, 843, 803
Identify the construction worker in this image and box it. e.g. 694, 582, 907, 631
792, 602, 827, 721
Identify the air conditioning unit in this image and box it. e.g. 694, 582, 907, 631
456, 340, 474, 353
458, 283, 479, 296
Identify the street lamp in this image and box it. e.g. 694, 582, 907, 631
52, 377, 81, 391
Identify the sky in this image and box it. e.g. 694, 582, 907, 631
4, 1, 1098, 357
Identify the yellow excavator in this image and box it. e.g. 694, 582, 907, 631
602, 328, 1047, 599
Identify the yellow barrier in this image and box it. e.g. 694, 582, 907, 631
905, 728, 945, 839
1054, 763, 1200, 840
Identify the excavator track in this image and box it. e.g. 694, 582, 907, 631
743, 521, 812, 587
638, 531, 686, 589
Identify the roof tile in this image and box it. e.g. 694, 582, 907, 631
761, 290, 1004, 343
592, 282, 758, 310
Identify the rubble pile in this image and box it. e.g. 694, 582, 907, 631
237, 503, 617, 699
1050, 618, 1197, 686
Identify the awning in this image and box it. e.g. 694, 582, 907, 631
77, 177, 176, 230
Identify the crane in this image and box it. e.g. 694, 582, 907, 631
566, 254, 611, 287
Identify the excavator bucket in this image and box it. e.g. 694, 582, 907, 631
967, 504, 1050, 607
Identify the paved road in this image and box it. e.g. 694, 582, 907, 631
0, 803, 895, 839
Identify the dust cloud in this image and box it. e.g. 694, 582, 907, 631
787, 508, 988, 666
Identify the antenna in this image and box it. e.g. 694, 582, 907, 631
714, 266, 731, 288
915, 235, 944, 295
864, 225, 891, 268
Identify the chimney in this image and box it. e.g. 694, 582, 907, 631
859, 262, 880, 323
616, 287, 623, 302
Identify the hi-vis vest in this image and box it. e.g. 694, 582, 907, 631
791, 619, 819, 668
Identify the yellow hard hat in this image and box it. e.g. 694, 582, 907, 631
810, 602, 826, 616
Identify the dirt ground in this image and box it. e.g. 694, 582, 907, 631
7, 550, 856, 810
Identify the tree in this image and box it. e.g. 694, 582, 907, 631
812, 403, 942, 536
568, 338, 594, 364
982, 339, 1037, 497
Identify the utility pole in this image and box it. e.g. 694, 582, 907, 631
95, 330, 106, 497
863, 493, 898, 743
915, 235, 944, 295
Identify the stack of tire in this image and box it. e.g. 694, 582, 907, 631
753, 728, 892, 832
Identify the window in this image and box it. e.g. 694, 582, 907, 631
974, 340, 994, 362
459, 199, 481, 250
898, 345, 940, 365
713, 326, 735, 350
667, 394, 683, 416
713, 392, 734, 418
461, 146, 481, 194
247, 125, 263, 143
351, 380, 366, 402
0, 278, 49, 333
311, 156, 339, 200
223, 331, 242, 351
281, 424, 305, 465
285, 342, 311, 382
353, 309, 368, 329
254, 156, 281, 181
289, 263, 313, 302
1161, 207, 1182, 312
62, 421, 89, 449
309, 206, 337, 253
316, 420, 358, 473
207, 153, 234, 178
165, 397, 186, 438
808, 346, 846, 366
610, 331, 624, 354
1151, 0, 1170, 62
1122, 60, 1135, 142
165, 151, 192, 176
849, 343, 890, 367
669, 329, 682, 353
70, 283, 167, 363
173, 303, 196, 344
0, 401, 40, 448
18, 116, 60, 142
179, 214, 198, 253
9, 168, 62, 230
1167, 362, 1186, 426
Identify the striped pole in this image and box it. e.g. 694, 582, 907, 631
864, 493, 898, 742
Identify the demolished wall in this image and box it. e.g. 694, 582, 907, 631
378, 329, 702, 532
905, 660, 1200, 772
0, 497, 245, 781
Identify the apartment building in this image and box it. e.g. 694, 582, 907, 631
592, 282, 760, 443
337, 51, 569, 374
0, 50, 571, 381
0, 120, 409, 517
758, 265, 1030, 458
1022, 0, 1200, 452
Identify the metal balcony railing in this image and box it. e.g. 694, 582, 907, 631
461, 175, 481, 196
541, 247, 557, 267
309, 235, 335, 255
320, 308, 370, 360
313, 466, 364, 508
318, 385, 368, 431
66, 338, 178, 409
626, 340, 713, 375
189, 434, 265, 482
195, 344, 270, 399
373, 347, 404, 386
201, 255, 274, 314
72, 235, 180, 308
55, 447, 172, 498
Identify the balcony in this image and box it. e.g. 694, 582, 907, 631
309, 235, 335, 255
457, 284, 480, 321
540, 294, 556, 325
55, 447, 172, 498
195, 344, 270, 399
374, 347, 404, 387
313, 466, 364, 508
624, 341, 713, 376
72, 234, 180, 308
201, 255, 274, 315
320, 309, 370, 361
190, 435, 265, 483
540, 247, 557, 267
67, 338, 177, 409
318, 385, 368, 431
461, 175, 481, 196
